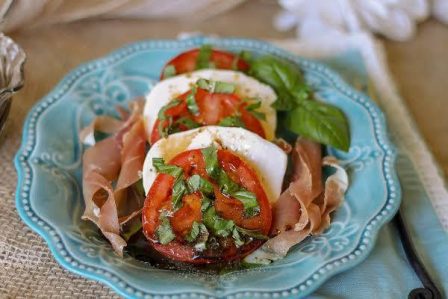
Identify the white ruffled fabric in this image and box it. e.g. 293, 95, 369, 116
275, 0, 448, 41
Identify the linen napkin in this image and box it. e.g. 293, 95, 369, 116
271, 33, 448, 297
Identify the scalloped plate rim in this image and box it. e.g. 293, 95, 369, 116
14, 37, 401, 299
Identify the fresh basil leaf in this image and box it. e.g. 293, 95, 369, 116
163, 64, 176, 78
236, 226, 269, 240
196, 44, 213, 69
286, 100, 350, 152
218, 115, 245, 128
121, 217, 142, 241
201, 195, 212, 212
196, 78, 236, 94
245, 100, 266, 121
156, 215, 175, 244
172, 180, 187, 210
152, 158, 183, 179
201, 145, 219, 179
250, 56, 309, 111
194, 223, 209, 251
186, 86, 199, 115
158, 99, 182, 120
232, 228, 245, 248
203, 207, 235, 238
217, 169, 240, 195
169, 117, 200, 134
187, 174, 214, 195
185, 221, 200, 242
232, 190, 259, 208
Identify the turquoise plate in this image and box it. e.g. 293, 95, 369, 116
15, 37, 401, 299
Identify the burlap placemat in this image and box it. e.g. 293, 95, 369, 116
0, 114, 119, 298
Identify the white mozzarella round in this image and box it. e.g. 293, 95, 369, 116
143, 69, 277, 140
142, 126, 287, 204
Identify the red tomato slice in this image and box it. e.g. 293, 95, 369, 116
142, 149, 271, 264
160, 48, 249, 79
150, 88, 265, 144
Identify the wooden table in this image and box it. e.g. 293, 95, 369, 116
7, 0, 448, 178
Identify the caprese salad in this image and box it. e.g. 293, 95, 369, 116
80, 45, 349, 267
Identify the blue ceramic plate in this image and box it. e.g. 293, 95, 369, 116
15, 37, 400, 299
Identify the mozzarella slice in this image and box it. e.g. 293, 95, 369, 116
142, 126, 287, 204
143, 69, 277, 140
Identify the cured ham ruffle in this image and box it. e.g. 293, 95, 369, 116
245, 138, 348, 264
81, 100, 146, 255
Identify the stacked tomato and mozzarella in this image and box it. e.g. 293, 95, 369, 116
141, 48, 288, 263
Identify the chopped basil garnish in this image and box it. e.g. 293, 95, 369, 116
196, 44, 213, 69
173, 117, 200, 130
163, 64, 176, 78
158, 99, 181, 121
152, 157, 183, 179
245, 99, 267, 121
172, 179, 187, 211
232, 227, 245, 248
201, 195, 212, 212
232, 190, 260, 217
236, 226, 269, 240
156, 213, 175, 245
157, 99, 182, 138
196, 78, 236, 94
187, 174, 214, 195
203, 207, 235, 238
186, 86, 200, 115
217, 169, 240, 195
201, 145, 219, 179
185, 221, 201, 242
218, 115, 245, 128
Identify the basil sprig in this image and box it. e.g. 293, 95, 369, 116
152, 157, 183, 179
187, 174, 214, 195
186, 86, 200, 115
163, 64, 176, 78
249, 56, 350, 151
156, 211, 176, 244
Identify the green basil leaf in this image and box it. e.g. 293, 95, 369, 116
121, 217, 142, 241
232, 228, 245, 248
171, 116, 201, 133
172, 180, 187, 210
245, 100, 266, 121
201, 195, 212, 212
158, 99, 182, 121
196, 44, 213, 69
187, 174, 214, 195
218, 115, 245, 128
236, 226, 269, 240
201, 145, 219, 179
203, 207, 235, 238
152, 158, 183, 179
194, 223, 209, 251
196, 78, 236, 94
249, 56, 309, 111
156, 215, 175, 244
285, 100, 350, 152
233, 190, 260, 217
217, 169, 240, 195
162, 64, 176, 78
186, 86, 199, 115
185, 221, 200, 242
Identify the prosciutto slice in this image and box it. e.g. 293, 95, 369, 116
245, 138, 348, 264
81, 100, 146, 256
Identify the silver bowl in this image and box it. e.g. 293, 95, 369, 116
0, 33, 26, 136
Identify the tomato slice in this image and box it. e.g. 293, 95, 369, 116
160, 48, 249, 79
142, 148, 271, 264
150, 88, 265, 144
